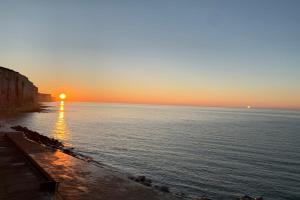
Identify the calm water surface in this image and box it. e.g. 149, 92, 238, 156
2, 102, 300, 200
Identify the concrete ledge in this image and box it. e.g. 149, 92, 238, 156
3, 132, 182, 200
0, 132, 55, 200
5, 132, 59, 193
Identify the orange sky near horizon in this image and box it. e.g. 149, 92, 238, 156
44, 82, 300, 110
1, 1, 300, 110
1, 61, 298, 110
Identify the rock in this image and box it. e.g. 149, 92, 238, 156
153, 185, 169, 193
160, 186, 170, 193
142, 181, 152, 187
239, 195, 254, 200
11, 125, 63, 148
84, 157, 93, 162
0, 66, 39, 112
136, 175, 146, 182
38, 93, 54, 102
128, 175, 152, 186
255, 197, 263, 200
175, 192, 186, 197
128, 175, 135, 180
63, 148, 72, 154
142, 177, 152, 187
239, 195, 263, 200
144, 178, 152, 183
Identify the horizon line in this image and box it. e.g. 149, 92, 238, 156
49, 100, 300, 111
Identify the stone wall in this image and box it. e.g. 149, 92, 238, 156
0, 66, 39, 112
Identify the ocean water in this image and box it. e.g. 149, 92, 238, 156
2, 102, 300, 200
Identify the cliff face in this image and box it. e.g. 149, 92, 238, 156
0, 66, 39, 112
38, 93, 54, 102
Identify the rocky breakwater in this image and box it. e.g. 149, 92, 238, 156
0, 66, 39, 112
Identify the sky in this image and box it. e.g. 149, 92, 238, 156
0, 0, 299, 109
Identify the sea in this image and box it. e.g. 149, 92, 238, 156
1, 102, 300, 200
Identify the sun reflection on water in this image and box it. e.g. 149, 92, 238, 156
53, 100, 69, 141
60, 100, 64, 111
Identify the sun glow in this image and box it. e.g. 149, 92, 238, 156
59, 93, 67, 100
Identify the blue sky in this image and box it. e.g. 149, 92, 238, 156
0, 0, 299, 108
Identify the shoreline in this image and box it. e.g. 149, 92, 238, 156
1, 128, 186, 200
8, 125, 190, 199
11, 126, 194, 197
1, 124, 264, 200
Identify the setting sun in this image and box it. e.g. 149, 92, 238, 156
59, 93, 67, 100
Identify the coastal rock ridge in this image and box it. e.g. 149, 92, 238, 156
0, 66, 39, 112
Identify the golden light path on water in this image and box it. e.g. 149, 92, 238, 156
53, 100, 69, 141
